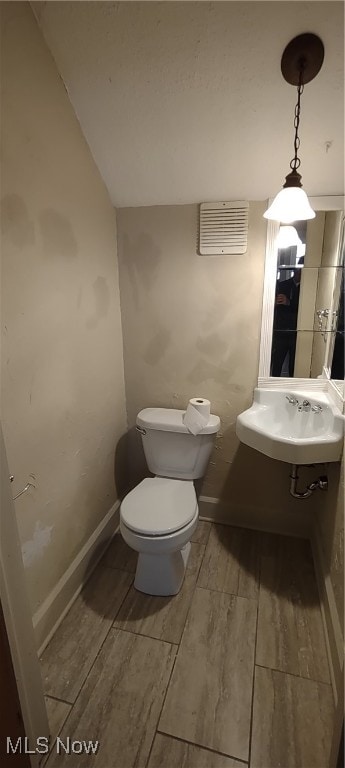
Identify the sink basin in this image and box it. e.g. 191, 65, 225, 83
236, 388, 344, 464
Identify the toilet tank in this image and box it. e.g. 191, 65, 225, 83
136, 408, 220, 480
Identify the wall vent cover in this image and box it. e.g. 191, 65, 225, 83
199, 201, 249, 255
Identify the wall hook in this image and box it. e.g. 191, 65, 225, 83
10, 475, 36, 501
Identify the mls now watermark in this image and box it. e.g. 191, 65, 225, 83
7, 736, 100, 756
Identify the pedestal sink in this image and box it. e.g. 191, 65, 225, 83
236, 388, 344, 464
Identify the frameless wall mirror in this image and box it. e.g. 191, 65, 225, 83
259, 197, 344, 382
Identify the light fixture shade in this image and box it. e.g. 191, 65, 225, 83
264, 187, 316, 224
276, 225, 302, 249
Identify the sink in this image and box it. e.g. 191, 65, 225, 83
236, 388, 344, 464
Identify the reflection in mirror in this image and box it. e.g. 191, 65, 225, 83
329, 229, 344, 380
331, 277, 344, 378
269, 210, 344, 378
270, 222, 306, 376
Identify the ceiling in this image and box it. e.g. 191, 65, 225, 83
33, 1, 344, 208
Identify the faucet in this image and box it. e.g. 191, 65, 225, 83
286, 395, 299, 406
311, 403, 323, 413
298, 399, 311, 412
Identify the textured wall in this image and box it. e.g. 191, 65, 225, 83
1, 3, 127, 615
117, 203, 265, 487
316, 457, 344, 632
117, 203, 319, 532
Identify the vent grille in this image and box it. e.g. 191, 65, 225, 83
199, 201, 249, 255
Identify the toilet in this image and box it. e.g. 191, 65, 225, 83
120, 407, 220, 595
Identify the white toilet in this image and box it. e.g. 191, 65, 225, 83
120, 407, 220, 596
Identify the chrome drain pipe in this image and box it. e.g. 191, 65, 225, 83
289, 464, 328, 499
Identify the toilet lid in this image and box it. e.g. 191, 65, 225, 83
120, 477, 197, 536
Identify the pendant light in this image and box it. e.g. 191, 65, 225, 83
264, 33, 324, 224
276, 225, 302, 249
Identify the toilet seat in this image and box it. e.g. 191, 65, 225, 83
120, 477, 197, 536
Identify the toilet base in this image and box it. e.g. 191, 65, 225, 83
134, 542, 191, 596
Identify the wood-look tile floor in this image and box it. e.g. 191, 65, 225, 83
41, 524, 334, 768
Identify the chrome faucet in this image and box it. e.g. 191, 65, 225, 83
298, 399, 311, 412
286, 395, 299, 406
311, 404, 323, 413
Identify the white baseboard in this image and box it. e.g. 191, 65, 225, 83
198, 495, 311, 538
34, 501, 120, 656
311, 523, 344, 705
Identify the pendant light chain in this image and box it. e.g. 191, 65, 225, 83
264, 33, 324, 222
290, 66, 305, 172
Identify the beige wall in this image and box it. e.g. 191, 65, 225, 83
117, 202, 265, 489
0, 3, 127, 615
316, 457, 344, 632
117, 203, 320, 534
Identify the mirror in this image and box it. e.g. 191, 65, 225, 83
259, 198, 344, 381
327, 222, 344, 382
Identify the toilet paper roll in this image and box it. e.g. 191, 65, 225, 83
189, 397, 211, 419
183, 397, 211, 435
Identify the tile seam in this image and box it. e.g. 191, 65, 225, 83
254, 662, 334, 688
44, 693, 72, 707
155, 729, 249, 765
144, 646, 179, 768
247, 540, 261, 768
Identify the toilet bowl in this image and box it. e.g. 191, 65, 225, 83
120, 406, 220, 596
120, 477, 198, 595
